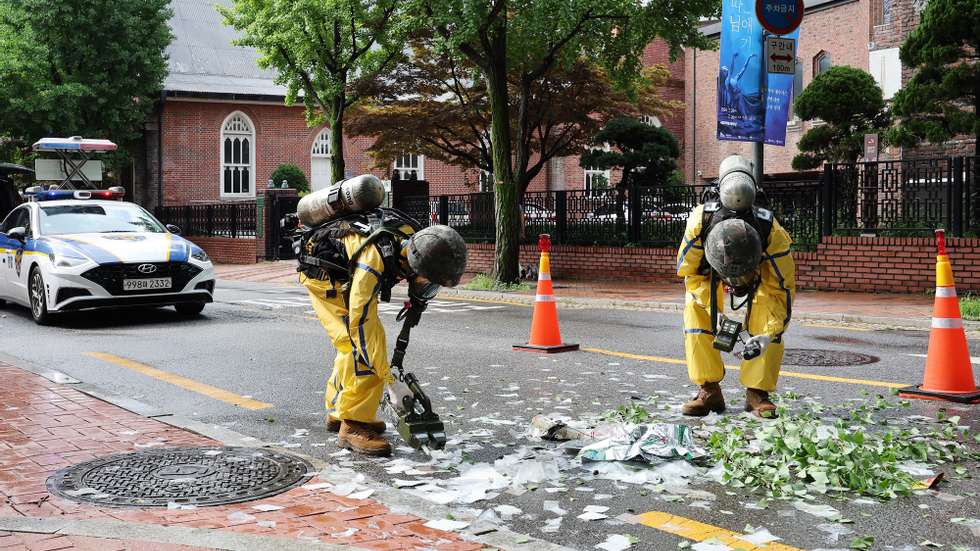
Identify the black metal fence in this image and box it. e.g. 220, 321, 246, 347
427, 157, 975, 249
825, 157, 976, 237
428, 181, 823, 249
154, 203, 256, 238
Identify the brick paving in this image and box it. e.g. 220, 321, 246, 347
0, 364, 483, 551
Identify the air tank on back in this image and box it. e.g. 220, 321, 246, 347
297, 174, 386, 226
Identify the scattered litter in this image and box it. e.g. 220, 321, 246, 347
290, 429, 309, 438
330, 449, 352, 457
393, 479, 427, 488
792, 500, 840, 519
816, 522, 854, 543
135, 442, 164, 448
252, 504, 285, 512
577, 511, 609, 521
348, 489, 375, 500
738, 527, 780, 545
63, 488, 99, 497
226, 512, 256, 523
330, 483, 359, 497
543, 501, 567, 515
203, 450, 223, 456
579, 423, 704, 464
595, 534, 637, 551
300, 483, 332, 491
691, 541, 732, 551
166, 502, 196, 510
330, 528, 359, 538
584, 505, 609, 514
257, 520, 276, 529
494, 505, 522, 520
541, 517, 563, 533
423, 519, 470, 532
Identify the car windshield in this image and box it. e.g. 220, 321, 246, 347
39, 203, 165, 235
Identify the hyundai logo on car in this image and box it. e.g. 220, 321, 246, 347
137, 264, 158, 274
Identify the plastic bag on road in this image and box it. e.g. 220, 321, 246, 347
578, 423, 705, 464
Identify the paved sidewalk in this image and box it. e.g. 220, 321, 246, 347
215, 262, 939, 325
0, 362, 487, 551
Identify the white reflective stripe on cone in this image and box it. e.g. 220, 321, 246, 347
538, 273, 552, 281
935, 287, 957, 298
536, 294, 555, 302
932, 317, 963, 329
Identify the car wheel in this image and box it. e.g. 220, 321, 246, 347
174, 302, 205, 316
29, 267, 52, 325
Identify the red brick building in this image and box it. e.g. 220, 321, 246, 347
683, 0, 975, 183
137, 0, 687, 211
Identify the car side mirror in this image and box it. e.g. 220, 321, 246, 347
166, 224, 181, 235
7, 226, 25, 241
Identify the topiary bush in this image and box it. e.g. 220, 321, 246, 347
270, 164, 309, 193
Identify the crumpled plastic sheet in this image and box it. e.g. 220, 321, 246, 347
578, 423, 705, 464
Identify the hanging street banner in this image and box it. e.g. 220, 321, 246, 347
763, 28, 799, 146
717, 0, 803, 146
717, 0, 765, 143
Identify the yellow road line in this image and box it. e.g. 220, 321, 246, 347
637, 511, 802, 551
583, 347, 906, 389
85, 352, 273, 410
442, 294, 532, 308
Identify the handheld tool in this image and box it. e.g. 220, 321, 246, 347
387, 299, 447, 450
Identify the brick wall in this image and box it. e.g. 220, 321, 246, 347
190, 237, 258, 264
465, 235, 980, 293
685, 0, 872, 181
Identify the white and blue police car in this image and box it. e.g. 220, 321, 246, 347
0, 188, 215, 324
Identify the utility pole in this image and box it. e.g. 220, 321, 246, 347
753, 31, 768, 185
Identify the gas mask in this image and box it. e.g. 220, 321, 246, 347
408, 276, 440, 304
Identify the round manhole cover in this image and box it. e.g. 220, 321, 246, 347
783, 348, 879, 367
47, 447, 313, 507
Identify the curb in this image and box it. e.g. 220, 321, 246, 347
441, 287, 980, 331
4, 356, 572, 551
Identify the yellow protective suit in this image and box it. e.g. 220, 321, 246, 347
676, 204, 796, 392
302, 230, 408, 423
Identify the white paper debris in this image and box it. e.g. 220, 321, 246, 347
584, 505, 610, 514
495, 505, 522, 520
393, 479, 427, 488
348, 489, 375, 500
543, 501, 567, 515
595, 534, 635, 551
816, 522, 855, 543
301, 483, 333, 491
251, 504, 284, 512
330, 528, 360, 538
424, 519, 471, 532
257, 520, 276, 529
691, 542, 733, 551
792, 500, 840, 519
541, 517, 563, 533
738, 527, 780, 545
577, 511, 609, 521
227, 512, 256, 523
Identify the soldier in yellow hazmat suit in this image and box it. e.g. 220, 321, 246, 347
676, 155, 795, 418
299, 215, 466, 456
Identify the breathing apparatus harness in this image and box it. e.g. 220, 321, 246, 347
286, 208, 447, 449
698, 196, 775, 360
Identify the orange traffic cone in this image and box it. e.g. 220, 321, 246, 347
899, 229, 980, 404
514, 234, 579, 353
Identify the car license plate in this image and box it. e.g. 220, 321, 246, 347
123, 277, 172, 291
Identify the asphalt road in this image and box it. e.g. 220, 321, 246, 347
1, 278, 978, 550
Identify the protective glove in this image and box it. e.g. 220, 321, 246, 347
743, 335, 771, 359
385, 380, 414, 416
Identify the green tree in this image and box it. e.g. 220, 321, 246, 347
220, 0, 406, 184
270, 163, 310, 193
580, 116, 679, 188
791, 66, 889, 170
0, 0, 171, 159
580, 116, 679, 227
418, 0, 718, 282
886, 0, 978, 149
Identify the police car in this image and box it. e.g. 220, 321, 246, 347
0, 188, 215, 324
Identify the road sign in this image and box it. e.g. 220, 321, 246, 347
864, 133, 879, 161
756, 0, 805, 35
766, 37, 796, 74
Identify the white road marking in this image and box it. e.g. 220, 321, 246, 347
906, 353, 980, 365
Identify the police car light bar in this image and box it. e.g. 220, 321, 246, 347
25, 186, 125, 201
32, 136, 117, 153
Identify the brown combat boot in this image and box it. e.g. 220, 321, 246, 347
681, 382, 726, 416
745, 388, 778, 418
338, 420, 392, 456
326, 415, 386, 433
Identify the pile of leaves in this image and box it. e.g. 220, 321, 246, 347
706, 394, 979, 500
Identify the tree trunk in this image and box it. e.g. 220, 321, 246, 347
330, 94, 346, 184
485, 18, 520, 284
